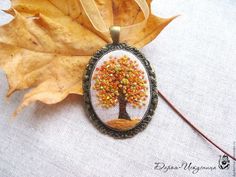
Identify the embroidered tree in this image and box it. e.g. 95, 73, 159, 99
92, 56, 148, 120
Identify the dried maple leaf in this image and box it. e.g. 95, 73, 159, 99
0, 0, 176, 114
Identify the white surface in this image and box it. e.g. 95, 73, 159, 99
0, 0, 236, 177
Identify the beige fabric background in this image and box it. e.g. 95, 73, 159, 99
0, 0, 236, 176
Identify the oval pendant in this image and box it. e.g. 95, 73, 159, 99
83, 43, 158, 138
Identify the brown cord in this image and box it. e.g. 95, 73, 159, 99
158, 89, 236, 161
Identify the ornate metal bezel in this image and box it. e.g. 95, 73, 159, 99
83, 43, 158, 139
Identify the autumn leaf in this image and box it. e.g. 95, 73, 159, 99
0, 0, 176, 114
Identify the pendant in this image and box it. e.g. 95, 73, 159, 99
83, 26, 158, 138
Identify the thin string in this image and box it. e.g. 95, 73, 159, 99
158, 89, 236, 161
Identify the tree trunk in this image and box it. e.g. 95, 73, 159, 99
118, 91, 131, 120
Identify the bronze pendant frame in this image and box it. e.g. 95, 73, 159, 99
83, 43, 158, 138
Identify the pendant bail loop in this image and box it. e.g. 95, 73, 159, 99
109, 26, 120, 44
